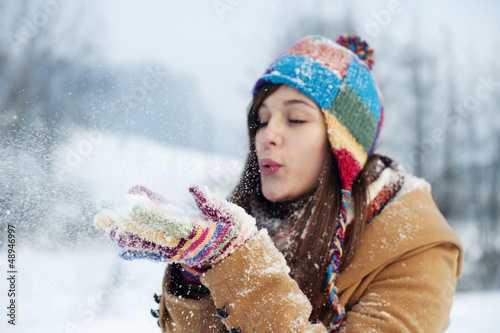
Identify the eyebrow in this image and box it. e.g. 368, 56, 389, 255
261, 99, 316, 109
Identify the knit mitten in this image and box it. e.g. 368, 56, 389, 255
94, 185, 257, 271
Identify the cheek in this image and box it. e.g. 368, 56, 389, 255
292, 134, 328, 182
291, 131, 327, 164
254, 132, 264, 156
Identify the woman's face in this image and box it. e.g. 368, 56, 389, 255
255, 85, 328, 202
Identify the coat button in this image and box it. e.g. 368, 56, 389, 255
153, 293, 161, 304
157, 320, 161, 327
215, 307, 229, 319
151, 308, 159, 318
230, 329, 242, 333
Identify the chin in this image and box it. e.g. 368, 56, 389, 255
263, 193, 281, 202
262, 188, 292, 203
262, 189, 284, 202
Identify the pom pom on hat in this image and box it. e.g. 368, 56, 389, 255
336, 34, 375, 70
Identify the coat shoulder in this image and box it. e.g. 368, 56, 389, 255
339, 172, 464, 289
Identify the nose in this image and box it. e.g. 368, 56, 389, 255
257, 119, 283, 149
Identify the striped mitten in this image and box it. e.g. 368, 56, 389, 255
94, 185, 257, 271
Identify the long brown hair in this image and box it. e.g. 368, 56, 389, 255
229, 82, 379, 317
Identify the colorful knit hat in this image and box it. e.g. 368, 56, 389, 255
252, 34, 384, 332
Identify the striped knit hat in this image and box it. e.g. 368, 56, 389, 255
253, 34, 384, 332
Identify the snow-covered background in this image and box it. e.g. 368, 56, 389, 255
1, 0, 500, 331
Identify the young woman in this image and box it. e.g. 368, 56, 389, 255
95, 34, 463, 332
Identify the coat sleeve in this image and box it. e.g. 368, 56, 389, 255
339, 242, 461, 333
201, 230, 328, 333
159, 230, 326, 332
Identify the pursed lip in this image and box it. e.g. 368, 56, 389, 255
259, 158, 282, 175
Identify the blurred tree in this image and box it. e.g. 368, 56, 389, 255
95, 64, 214, 152
405, 11, 434, 178
481, 73, 500, 289
439, 29, 459, 219
0, 0, 101, 245
0, 0, 101, 159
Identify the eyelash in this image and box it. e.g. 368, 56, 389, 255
256, 119, 305, 129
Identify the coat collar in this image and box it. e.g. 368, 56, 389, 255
345, 157, 405, 236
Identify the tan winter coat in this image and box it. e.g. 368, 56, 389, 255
158, 181, 464, 332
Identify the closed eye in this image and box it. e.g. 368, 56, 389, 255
256, 121, 268, 129
289, 119, 305, 124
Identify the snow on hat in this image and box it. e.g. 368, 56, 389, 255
252, 34, 384, 332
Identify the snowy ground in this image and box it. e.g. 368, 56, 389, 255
0, 247, 498, 333
448, 289, 499, 332
1, 247, 164, 333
